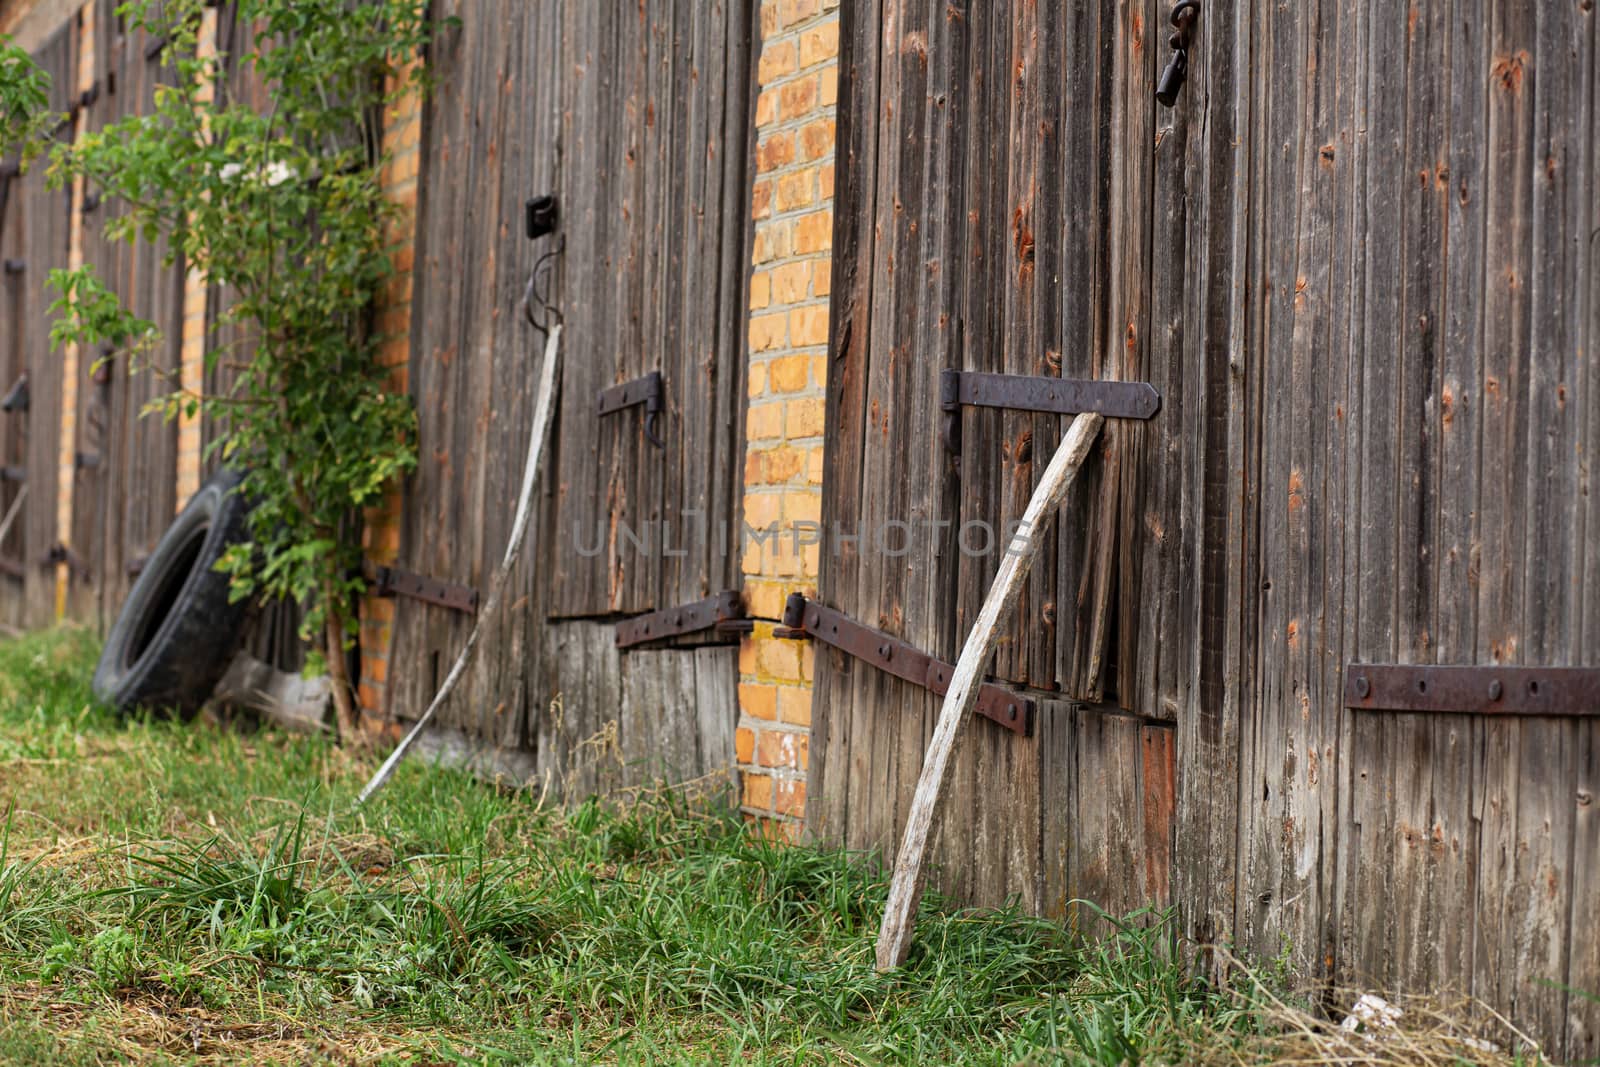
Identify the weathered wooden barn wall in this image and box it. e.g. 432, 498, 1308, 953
0, 10, 195, 635
0, 4, 299, 652
71, 0, 187, 632
819, 0, 1598, 1058
382, 0, 756, 793
0, 22, 76, 631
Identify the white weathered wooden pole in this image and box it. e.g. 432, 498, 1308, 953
356, 324, 563, 805
875, 412, 1104, 970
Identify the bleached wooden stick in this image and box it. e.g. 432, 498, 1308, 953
356, 324, 563, 805
875, 412, 1104, 971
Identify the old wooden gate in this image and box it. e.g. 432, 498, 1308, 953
814, 0, 1180, 922
383, 0, 756, 792
0, 24, 76, 632
817, 0, 1599, 1059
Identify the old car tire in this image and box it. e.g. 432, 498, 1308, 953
92, 468, 254, 717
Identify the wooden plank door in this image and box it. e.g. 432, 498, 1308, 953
814, 0, 1178, 915
546, 0, 752, 619
387, 0, 755, 767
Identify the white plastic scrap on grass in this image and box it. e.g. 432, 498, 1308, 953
1340, 993, 1404, 1034
1339, 993, 1503, 1055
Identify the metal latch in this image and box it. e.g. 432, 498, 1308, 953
1156, 1, 1201, 107
776, 593, 1035, 736
615, 590, 752, 649
940, 370, 1159, 453
364, 562, 479, 615
41, 542, 91, 581
597, 371, 665, 449
1345, 664, 1600, 717
2, 373, 28, 414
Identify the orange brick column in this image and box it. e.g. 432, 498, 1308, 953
355, 75, 421, 723
53, 0, 97, 618
174, 6, 219, 508
737, 0, 838, 839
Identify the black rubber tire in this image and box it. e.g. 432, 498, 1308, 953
93, 468, 254, 717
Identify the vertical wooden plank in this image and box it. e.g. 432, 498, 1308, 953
1390, 0, 1452, 997
991, 0, 1060, 691
1069, 707, 1145, 929
1512, 0, 1589, 1052
1053, 0, 1115, 704
1236, 0, 1317, 972
1429, 0, 1490, 1005
947, 0, 1008, 904
1037, 696, 1076, 919
1568, 7, 1600, 1057
810, 0, 880, 850
1139, 724, 1175, 907
1571, 724, 1600, 1060
1174, 0, 1252, 959
692, 645, 738, 788
1134, 0, 1204, 728
1472, 0, 1535, 1025
855, 0, 924, 872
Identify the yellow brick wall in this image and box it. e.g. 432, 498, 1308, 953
738, 0, 838, 839
355, 73, 421, 725
173, 6, 218, 508
52, 0, 96, 618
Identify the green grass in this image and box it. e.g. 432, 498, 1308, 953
0, 627, 1545, 1065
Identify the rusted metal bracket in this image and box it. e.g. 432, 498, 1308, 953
614, 590, 752, 649
2, 259, 23, 274
41, 542, 91, 581
1345, 664, 1600, 717
2, 374, 28, 414
1, 466, 23, 483
940, 370, 1160, 453
364, 561, 478, 615
776, 593, 1035, 736
597, 371, 665, 449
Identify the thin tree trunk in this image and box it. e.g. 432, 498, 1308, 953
322, 585, 362, 744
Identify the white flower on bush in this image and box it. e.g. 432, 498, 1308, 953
218, 160, 296, 186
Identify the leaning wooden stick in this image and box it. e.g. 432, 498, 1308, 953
875, 412, 1104, 971
356, 324, 563, 805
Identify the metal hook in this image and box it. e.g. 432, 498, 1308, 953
521, 234, 565, 334
1156, 0, 1201, 107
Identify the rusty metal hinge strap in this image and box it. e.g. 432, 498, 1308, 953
41, 542, 91, 580
596, 371, 664, 448
776, 593, 1034, 737
364, 562, 478, 615
1345, 664, 1600, 717
940, 370, 1160, 453
614, 590, 751, 649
